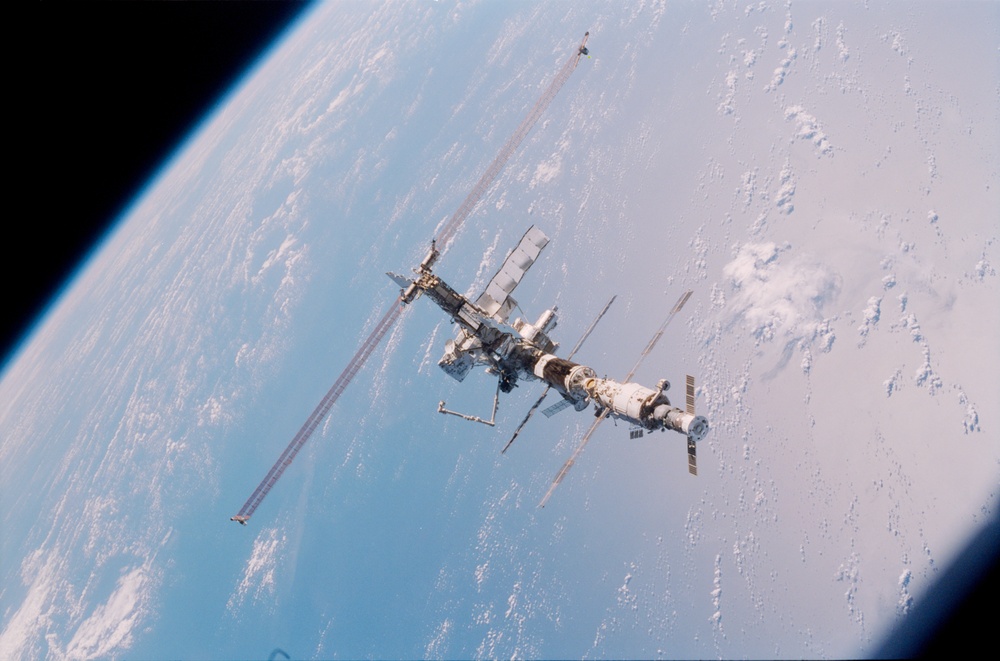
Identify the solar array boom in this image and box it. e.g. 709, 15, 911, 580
435, 31, 589, 249
231, 304, 402, 524
538, 289, 694, 508
232, 32, 591, 525
623, 290, 692, 383
537, 408, 610, 508
502, 294, 615, 454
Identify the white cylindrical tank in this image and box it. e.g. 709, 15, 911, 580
586, 377, 709, 441
611, 382, 657, 419
657, 405, 709, 442
587, 379, 658, 420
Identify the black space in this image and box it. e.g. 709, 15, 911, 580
8, 1, 309, 364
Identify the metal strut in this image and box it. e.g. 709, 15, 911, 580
538, 290, 694, 508
232, 32, 591, 525
435, 31, 590, 249
231, 303, 403, 525
437, 379, 501, 427
502, 293, 615, 454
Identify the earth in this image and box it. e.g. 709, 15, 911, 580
2, 1, 997, 658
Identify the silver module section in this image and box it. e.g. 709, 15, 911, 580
584, 376, 709, 441
438, 338, 476, 381
514, 307, 559, 353
587, 380, 659, 420
475, 226, 549, 322
658, 405, 709, 442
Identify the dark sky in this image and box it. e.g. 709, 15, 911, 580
8, 1, 310, 364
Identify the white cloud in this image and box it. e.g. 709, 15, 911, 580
0, 550, 60, 660
64, 565, 152, 659
227, 527, 286, 614
764, 47, 797, 92
722, 242, 840, 349
857, 296, 882, 347
784, 105, 834, 156
530, 153, 563, 188
424, 618, 453, 659
0, 551, 157, 661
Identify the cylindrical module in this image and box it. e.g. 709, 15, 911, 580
587, 380, 658, 420
658, 405, 709, 442
530, 352, 595, 399
514, 344, 709, 442
585, 376, 709, 441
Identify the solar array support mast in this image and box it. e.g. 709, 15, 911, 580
232, 32, 590, 525
537, 290, 697, 508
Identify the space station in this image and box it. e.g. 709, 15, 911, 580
232, 30, 708, 525
387, 226, 708, 505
